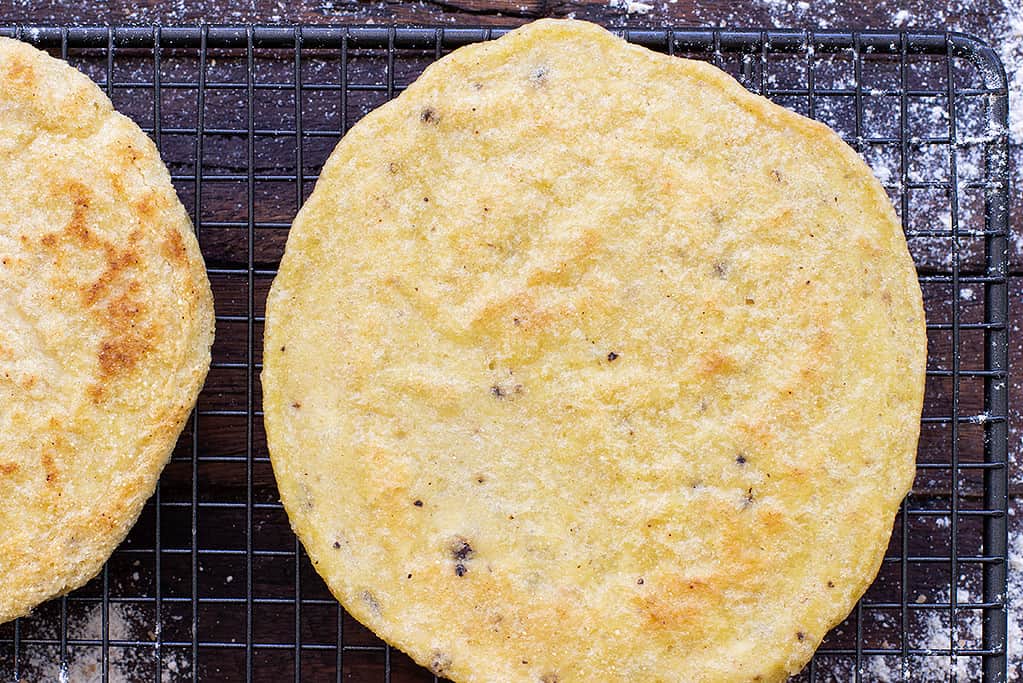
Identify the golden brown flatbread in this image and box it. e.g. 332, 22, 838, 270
263, 19, 925, 682
0, 37, 214, 624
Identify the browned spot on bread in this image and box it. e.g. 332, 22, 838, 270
82, 248, 140, 307
634, 575, 726, 642
0, 462, 19, 475
697, 350, 738, 377
38, 186, 157, 392
4, 56, 34, 87
737, 420, 777, 449
96, 292, 149, 378
65, 184, 94, 245
134, 191, 160, 222
41, 451, 58, 485
39, 182, 97, 254
161, 227, 187, 266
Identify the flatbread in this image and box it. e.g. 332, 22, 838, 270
0, 38, 214, 623
262, 19, 925, 682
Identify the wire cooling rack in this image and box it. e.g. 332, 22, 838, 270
0, 25, 1010, 683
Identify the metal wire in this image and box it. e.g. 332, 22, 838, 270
0, 25, 1009, 682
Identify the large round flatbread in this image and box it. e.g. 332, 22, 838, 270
263, 19, 925, 682
0, 38, 214, 623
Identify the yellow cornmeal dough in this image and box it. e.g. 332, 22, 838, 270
0, 38, 214, 623
263, 19, 925, 682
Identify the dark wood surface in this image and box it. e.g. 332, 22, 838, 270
0, 0, 1011, 32
0, 0, 1018, 680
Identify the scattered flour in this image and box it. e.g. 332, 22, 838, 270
892, 9, 912, 26
609, 0, 654, 15
5, 603, 189, 683
1010, 529, 1022, 681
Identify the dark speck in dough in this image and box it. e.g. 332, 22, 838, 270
452, 538, 473, 561
429, 651, 452, 676
450, 536, 474, 576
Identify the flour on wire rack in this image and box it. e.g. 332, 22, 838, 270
12, 602, 189, 683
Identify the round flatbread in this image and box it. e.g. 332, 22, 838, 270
263, 19, 925, 682
0, 38, 214, 623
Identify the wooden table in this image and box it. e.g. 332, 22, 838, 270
1, 0, 1018, 680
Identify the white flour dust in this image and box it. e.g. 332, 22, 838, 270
9, 602, 189, 683
1009, 526, 1023, 681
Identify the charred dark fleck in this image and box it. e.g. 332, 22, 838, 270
827, 581, 835, 588
530, 65, 548, 85
490, 385, 505, 398
744, 487, 755, 506
637, 578, 644, 585
291, 402, 302, 409
423, 197, 429, 202
735, 454, 747, 465
420, 107, 438, 124
455, 563, 467, 577
452, 539, 474, 561
332, 541, 341, 549
407, 573, 412, 579
388, 162, 399, 174
429, 651, 452, 676
797, 631, 806, 641
607, 351, 619, 362
477, 476, 485, 484
413, 499, 423, 507
280, 345, 286, 352
361, 590, 381, 615
513, 317, 521, 325
771, 169, 782, 182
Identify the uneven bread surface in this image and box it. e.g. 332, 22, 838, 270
0, 37, 214, 624
263, 19, 926, 682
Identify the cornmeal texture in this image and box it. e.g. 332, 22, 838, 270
263, 19, 926, 682
0, 38, 214, 624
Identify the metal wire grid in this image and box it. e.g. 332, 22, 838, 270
0, 25, 1009, 682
